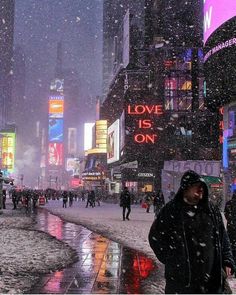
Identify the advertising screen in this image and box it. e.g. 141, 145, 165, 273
0, 132, 15, 173
95, 120, 107, 151
48, 119, 63, 142
66, 158, 80, 176
49, 100, 64, 118
50, 79, 64, 92
107, 119, 120, 164
84, 123, 95, 151
204, 0, 236, 43
48, 143, 63, 166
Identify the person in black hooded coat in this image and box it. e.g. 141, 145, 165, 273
149, 170, 235, 294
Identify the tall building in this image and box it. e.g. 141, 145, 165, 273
0, 0, 15, 127
203, 1, 236, 200
100, 0, 219, 197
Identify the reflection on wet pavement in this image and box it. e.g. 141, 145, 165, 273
31, 208, 158, 294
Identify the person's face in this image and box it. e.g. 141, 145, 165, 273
183, 182, 204, 205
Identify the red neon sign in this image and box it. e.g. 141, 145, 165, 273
127, 104, 163, 144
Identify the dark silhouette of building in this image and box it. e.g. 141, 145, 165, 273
0, 0, 15, 127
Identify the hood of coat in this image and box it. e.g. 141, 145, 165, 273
174, 170, 209, 206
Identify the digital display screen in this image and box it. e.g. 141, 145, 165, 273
49, 100, 64, 118
48, 119, 63, 142
204, 0, 236, 43
48, 143, 63, 166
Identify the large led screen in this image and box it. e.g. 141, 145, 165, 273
48, 143, 63, 166
204, 0, 236, 43
49, 100, 64, 118
0, 132, 16, 173
107, 119, 120, 164
48, 119, 63, 142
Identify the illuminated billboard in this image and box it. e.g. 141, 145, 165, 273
66, 158, 80, 176
204, 0, 236, 43
50, 79, 64, 93
84, 123, 95, 151
0, 132, 16, 173
49, 95, 64, 100
48, 143, 63, 166
48, 119, 63, 142
49, 100, 64, 118
68, 128, 77, 155
107, 119, 120, 164
95, 120, 107, 151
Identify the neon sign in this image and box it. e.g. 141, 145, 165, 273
127, 104, 163, 144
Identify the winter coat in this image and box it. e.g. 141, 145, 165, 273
149, 170, 235, 294
120, 190, 131, 207
225, 195, 236, 244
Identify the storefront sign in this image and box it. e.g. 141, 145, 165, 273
137, 173, 154, 178
164, 160, 221, 177
204, 0, 236, 44
204, 37, 236, 62
127, 104, 163, 144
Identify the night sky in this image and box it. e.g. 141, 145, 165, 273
14, 0, 103, 123
13, 0, 103, 184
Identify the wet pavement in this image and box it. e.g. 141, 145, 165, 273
30, 208, 158, 294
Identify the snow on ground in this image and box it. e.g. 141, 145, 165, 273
0, 208, 77, 294
45, 199, 236, 293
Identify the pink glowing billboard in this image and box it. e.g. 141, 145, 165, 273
204, 0, 236, 44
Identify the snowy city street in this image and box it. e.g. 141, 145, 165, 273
1, 0, 236, 293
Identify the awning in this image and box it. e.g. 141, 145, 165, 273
201, 176, 223, 188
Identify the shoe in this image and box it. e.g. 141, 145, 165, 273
126, 217, 129, 220
123, 218, 125, 221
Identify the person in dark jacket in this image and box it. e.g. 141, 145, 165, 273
225, 191, 236, 268
149, 170, 235, 294
120, 187, 131, 221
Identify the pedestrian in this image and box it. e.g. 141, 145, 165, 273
120, 186, 131, 221
144, 193, 152, 213
62, 191, 68, 208
225, 190, 236, 270
149, 170, 235, 294
12, 189, 17, 210
69, 191, 73, 207
86, 190, 94, 208
2, 189, 6, 209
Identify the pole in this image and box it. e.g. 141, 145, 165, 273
0, 178, 3, 214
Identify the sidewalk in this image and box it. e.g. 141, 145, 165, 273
0, 203, 77, 293
44, 199, 236, 293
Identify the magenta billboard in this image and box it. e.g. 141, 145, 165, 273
204, 0, 236, 44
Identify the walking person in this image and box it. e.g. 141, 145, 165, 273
120, 187, 131, 221
69, 191, 73, 207
62, 191, 68, 208
2, 189, 6, 209
149, 170, 235, 294
225, 190, 236, 270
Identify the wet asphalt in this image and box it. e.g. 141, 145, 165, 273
30, 208, 160, 294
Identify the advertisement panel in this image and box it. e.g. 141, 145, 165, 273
68, 128, 77, 155
48, 119, 63, 142
95, 120, 107, 151
107, 119, 120, 164
66, 158, 80, 176
49, 95, 64, 100
48, 100, 64, 118
50, 79, 64, 93
48, 143, 63, 166
204, 0, 236, 43
120, 111, 125, 152
0, 132, 15, 173
84, 123, 95, 151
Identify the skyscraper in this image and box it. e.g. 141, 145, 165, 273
0, 0, 15, 127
